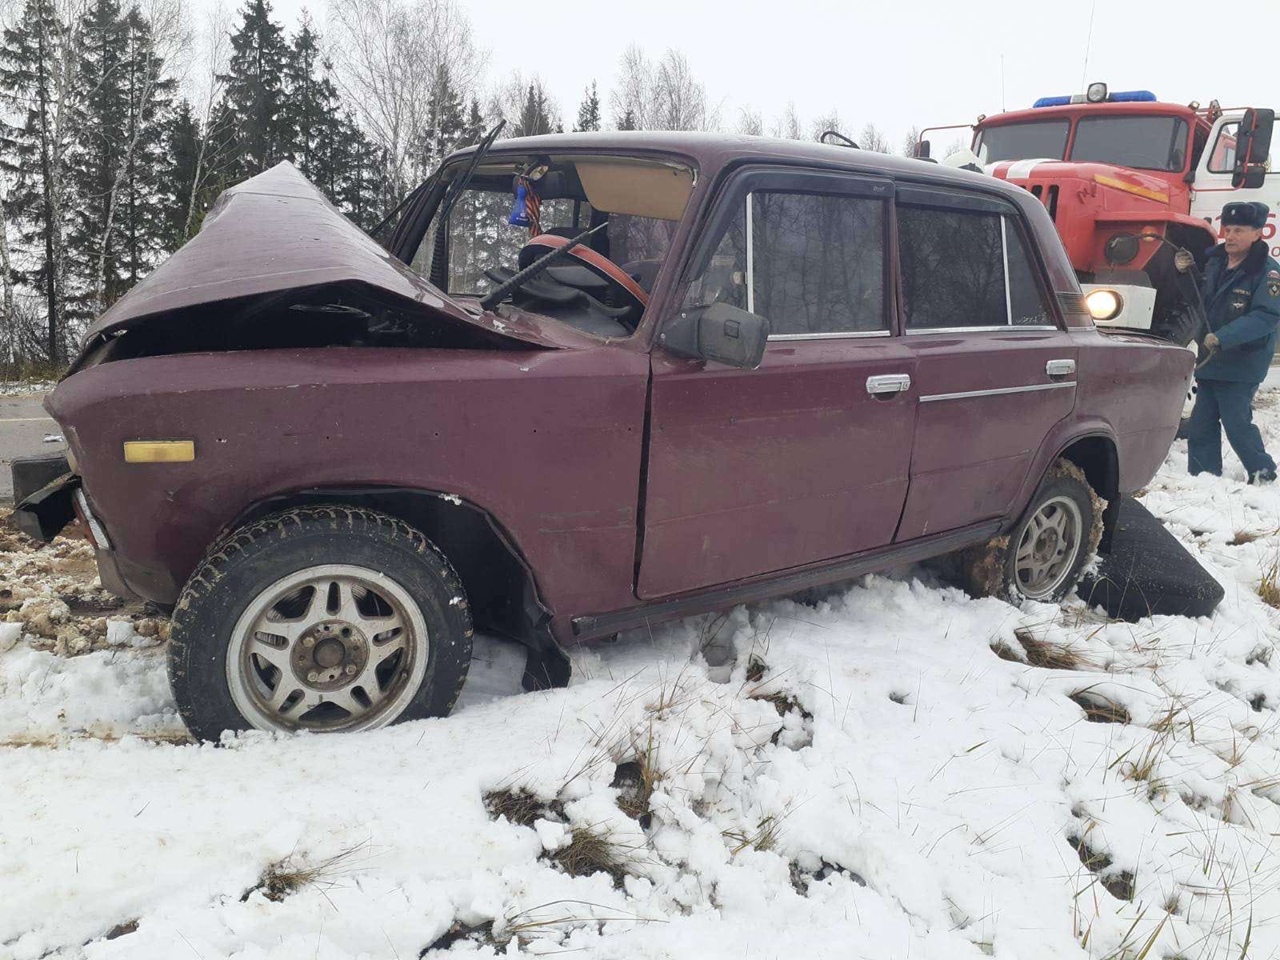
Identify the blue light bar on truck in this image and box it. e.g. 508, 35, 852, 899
1033, 90, 1158, 108
1108, 90, 1157, 102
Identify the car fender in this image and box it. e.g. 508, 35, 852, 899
1006, 417, 1122, 548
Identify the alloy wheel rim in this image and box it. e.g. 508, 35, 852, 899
1014, 496, 1083, 600
226, 564, 429, 733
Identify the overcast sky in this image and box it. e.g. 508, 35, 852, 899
212, 0, 1277, 152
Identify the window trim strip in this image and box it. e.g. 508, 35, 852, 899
768, 330, 892, 342
745, 192, 755, 315
919, 381, 1076, 403
1001, 217, 1014, 325
905, 325, 1060, 335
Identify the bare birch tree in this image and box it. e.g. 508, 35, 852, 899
326, 0, 480, 200
610, 45, 712, 132
859, 122, 889, 154
771, 101, 802, 140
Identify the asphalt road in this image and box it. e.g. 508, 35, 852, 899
0, 392, 64, 503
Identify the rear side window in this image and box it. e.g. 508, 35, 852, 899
683, 189, 886, 336
899, 202, 1053, 330
1006, 226, 1053, 326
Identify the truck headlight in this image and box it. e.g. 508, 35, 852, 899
1086, 289, 1123, 321
1104, 233, 1140, 266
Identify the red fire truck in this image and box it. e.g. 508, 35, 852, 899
918, 84, 1275, 345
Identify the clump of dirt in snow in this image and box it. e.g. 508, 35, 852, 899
0, 509, 169, 656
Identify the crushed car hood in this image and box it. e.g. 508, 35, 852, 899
75, 162, 592, 363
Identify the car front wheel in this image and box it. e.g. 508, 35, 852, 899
168, 506, 472, 741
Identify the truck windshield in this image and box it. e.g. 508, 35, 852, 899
975, 121, 1069, 163
1071, 116, 1190, 172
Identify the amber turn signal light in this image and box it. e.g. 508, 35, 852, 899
123, 440, 196, 463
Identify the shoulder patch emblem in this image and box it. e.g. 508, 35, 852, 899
1269, 269, 1280, 298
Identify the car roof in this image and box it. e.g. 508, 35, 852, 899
448, 130, 1035, 199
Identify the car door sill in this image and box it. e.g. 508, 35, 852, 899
571, 519, 1002, 640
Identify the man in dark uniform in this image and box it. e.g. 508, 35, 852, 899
1177, 201, 1280, 483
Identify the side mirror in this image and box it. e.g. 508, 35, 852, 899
662, 302, 770, 369
1233, 108, 1274, 189
915, 139, 932, 160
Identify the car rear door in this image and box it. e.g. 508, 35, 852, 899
638, 169, 919, 598
893, 185, 1078, 540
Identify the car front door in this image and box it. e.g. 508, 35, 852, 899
638, 169, 918, 598
893, 185, 1078, 540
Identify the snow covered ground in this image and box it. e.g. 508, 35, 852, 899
5, 387, 1280, 959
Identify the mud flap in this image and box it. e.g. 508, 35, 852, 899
1078, 497, 1223, 621
12, 472, 79, 542
521, 616, 572, 691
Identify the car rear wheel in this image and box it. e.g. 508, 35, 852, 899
958, 459, 1102, 604
169, 506, 472, 741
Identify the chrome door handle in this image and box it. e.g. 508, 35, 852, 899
867, 374, 911, 396
1046, 359, 1076, 377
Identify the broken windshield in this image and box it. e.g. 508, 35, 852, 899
407, 154, 694, 338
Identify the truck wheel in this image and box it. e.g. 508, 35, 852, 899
169, 506, 472, 741
959, 460, 1102, 604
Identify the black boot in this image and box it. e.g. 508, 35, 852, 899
1249, 468, 1277, 485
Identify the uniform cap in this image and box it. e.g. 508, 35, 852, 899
1221, 201, 1270, 228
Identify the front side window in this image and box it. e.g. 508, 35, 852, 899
683, 188, 887, 336
975, 121, 1070, 164
1071, 116, 1190, 172
1208, 122, 1239, 173
899, 202, 1053, 330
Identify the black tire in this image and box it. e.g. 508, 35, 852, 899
959, 460, 1102, 604
169, 506, 472, 741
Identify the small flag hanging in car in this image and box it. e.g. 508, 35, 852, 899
508, 176, 541, 236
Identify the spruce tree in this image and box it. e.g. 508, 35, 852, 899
67, 0, 174, 314
219, 0, 291, 178
156, 98, 202, 251
66, 0, 128, 319
0, 0, 70, 361
515, 82, 552, 138
282, 17, 343, 190
419, 63, 464, 173
117, 7, 173, 282
574, 81, 600, 132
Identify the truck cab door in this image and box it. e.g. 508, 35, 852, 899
1191, 110, 1279, 258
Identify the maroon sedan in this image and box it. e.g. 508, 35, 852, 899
14, 132, 1193, 739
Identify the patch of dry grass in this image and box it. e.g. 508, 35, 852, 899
484, 788, 552, 827
244, 844, 364, 903
549, 827, 631, 887
1258, 555, 1280, 608
1015, 627, 1092, 671
723, 814, 784, 855
1070, 690, 1132, 725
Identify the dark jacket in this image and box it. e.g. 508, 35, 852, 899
1195, 239, 1280, 384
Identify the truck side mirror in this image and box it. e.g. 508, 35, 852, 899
1233, 108, 1274, 189
915, 139, 932, 159
662, 302, 770, 370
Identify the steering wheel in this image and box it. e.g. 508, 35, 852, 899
517, 234, 649, 315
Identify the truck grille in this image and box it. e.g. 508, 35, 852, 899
1028, 183, 1060, 221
